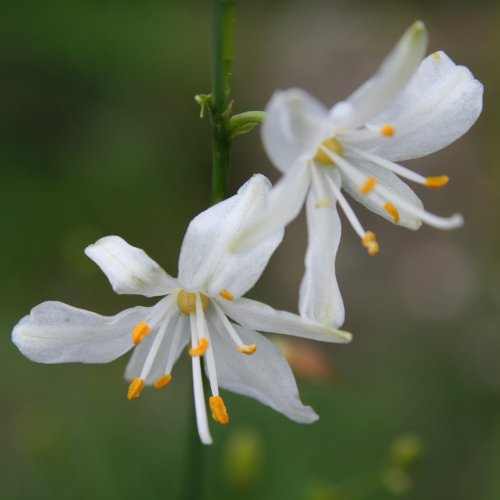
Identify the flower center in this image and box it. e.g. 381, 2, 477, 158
314, 137, 344, 165
177, 290, 209, 315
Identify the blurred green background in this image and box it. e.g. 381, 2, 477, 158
1, 0, 499, 498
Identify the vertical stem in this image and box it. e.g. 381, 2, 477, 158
210, 0, 236, 204
180, 3, 237, 500
179, 398, 206, 500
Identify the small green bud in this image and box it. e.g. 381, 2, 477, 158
194, 93, 212, 118
231, 122, 258, 137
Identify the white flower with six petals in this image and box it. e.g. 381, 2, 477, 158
232, 21, 483, 330
13, 175, 351, 445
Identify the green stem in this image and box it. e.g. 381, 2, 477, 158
179, 398, 206, 500
210, 0, 236, 204
179, 3, 237, 500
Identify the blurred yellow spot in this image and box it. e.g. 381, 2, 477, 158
432, 52, 441, 61
426, 175, 449, 188
314, 198, 331, 208
384, 202, 400, 224
359, 176, 377, 195
219, 289, 234, 301
209, 396, 229, 425
189, 338, 209, 357
314, 137, 344, 165
154, 374, 172, 389
380, 124, 395, 137
127, 378, 145, 400
131, 322, 152, 345
362, 231, 379, 256
177, 290, 209, 315
237, 344, 257, 355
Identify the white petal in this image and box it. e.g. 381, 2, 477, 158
124, 313, 189, 385
361, 51, 484, 160
219, 297, 352, 343
339, 154, 423, 229
299, 167, 345, 327
178, 174, 283, 298
262, 88, 329, 172
85, 236, 177, 297
230, 159, 311, 253
12, 301, 150, 364
206, 309, 318, 424
340, 21, 428, 129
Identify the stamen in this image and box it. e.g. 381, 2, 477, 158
127, 378, 145, 400
380, 124, 395, 137
426, 175, 449, 189
131, 322, 152, 345
189, 337, 209, 357
209, 396, 229, 425
314, 137, 344, 165
323, 171, 366, 240
362, 231, 379, 256
219, 289, 234, 301
384, 202, 400, 224
237, 344, 257, 355
177, 290, 209, 315
344, 145, 428, 185
212, 300, 249, 350
154, 374, 172, 389
359, 176, 377, 195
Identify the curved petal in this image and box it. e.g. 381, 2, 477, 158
230, 159, 311, 253
360, 51, 483, 160
178, 174, 283, 298
340, 154, 423, 229
262, 88, 329, 172
206, 309, 318, 423
12, 301, 151, 364
125, 313, 189, 385
85, 236, 177, 297
218, 297, 352, 344
339, 21, 428, 130
299, 167, 345, 327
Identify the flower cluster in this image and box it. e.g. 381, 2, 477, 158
12, 21, 482, 444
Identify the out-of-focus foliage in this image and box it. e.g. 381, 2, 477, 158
1, 0, 499, 499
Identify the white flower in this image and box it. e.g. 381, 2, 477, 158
231, 21, 483, 329
12, 174, 351, 445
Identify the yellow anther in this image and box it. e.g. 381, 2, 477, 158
359, 176, 377, 195
362, 231, 379, 256
384, 202, 400, 224
237, 344, 257, 355
219, 289, 234, 301
131, 322, 152, 345
177, 290, 209, 315
189, 337, 209, 357
314, 198, 332, 209
127, 378, 145, 400
154, 374, 172, 389
209, 396, 229, 425
314, 137, 344, 165
432, 52, 441, 61
380, 124, 395, 137
425, 175, 449, 189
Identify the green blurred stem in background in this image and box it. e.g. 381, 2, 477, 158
181, 1, 237, 499
209, 0, 236, 204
